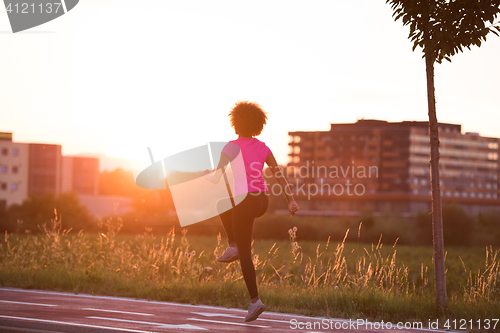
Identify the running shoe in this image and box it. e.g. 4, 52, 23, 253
216, 246, 239, 263
245, 299, 266, 322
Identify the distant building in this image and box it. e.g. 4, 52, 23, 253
0, 132, 99, 208
61, 156, 99, 195
0, 133, 29, 207
60, 155, 74, 193
28, 143, 62, 197
288, 120, 500, 216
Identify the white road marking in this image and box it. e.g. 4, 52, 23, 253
0, 287, 313, 318
87, 316, 206, 330
187, 317, 270, 328
0, 288, 457, 332
82, 308, 153, 316
0, 288, 273, 315
192, 312, 289, 323
191, 312, 238, 318
0, 315, 155, 333
0, 300, 57, 307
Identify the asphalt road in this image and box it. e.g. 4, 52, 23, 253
0, 287, 451, 333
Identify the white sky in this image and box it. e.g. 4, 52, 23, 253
1, 0, 499, 171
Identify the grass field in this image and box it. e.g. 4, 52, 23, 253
1, 215, 499, 332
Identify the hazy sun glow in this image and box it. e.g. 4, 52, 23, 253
2, 0, 499, 168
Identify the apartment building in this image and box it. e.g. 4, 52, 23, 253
288, 120, 500, 216
0, 133, 29, 207
0, 132, 99, 208
62, 156, 99, 195
28, 143, 62, 197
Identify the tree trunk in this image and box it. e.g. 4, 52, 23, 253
425, 52, 448, 309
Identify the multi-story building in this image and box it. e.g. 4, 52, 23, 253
0, 133, 29, 207
0, 132, 99, 208
28, 143, 62, 197
62, 156, 99, 195
288, 120, 500, 216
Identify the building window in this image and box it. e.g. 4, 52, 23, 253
11, 183, 18, 191
1, 183, 6, 190
12, 148, 19, 156
488, 153, 498, 160
1, 165, 7, 173
1, 148, 7, 156
12, 166, 18, 174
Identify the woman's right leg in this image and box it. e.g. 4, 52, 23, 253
231, 192, 269, 300
232, 208, 258, 299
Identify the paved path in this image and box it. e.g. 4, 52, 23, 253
0, 288, 449, 333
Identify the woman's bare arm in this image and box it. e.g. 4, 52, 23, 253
204, 152, 230, 184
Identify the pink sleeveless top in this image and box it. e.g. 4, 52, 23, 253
222, 137, 272, 196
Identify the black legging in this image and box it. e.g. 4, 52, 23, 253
217, 191, 269, 299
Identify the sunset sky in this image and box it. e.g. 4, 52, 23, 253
1, 0, 499, 176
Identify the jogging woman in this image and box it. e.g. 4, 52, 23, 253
204, 101, 299, 322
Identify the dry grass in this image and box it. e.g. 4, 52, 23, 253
1, 213, 499, 331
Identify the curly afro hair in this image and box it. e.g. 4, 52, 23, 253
229, 101, 268, 137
